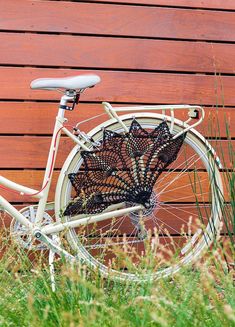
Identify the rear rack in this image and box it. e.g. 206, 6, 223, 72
102, 102, 204, 139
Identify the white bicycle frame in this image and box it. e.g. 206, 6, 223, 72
0, 92, 205, 254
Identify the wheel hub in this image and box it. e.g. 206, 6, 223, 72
129, 191, 159, 219
127, 191, 159, 239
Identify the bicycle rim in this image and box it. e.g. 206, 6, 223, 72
58, 114, 223, 281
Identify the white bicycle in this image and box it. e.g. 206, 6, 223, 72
0, 74, 224, 283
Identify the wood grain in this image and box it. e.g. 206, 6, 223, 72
0, 68, 234, 106
0, 170, 58, 202
0, 170, 229, 202
0, 134, 233, 168
0, 102, 105, 134
1, 1, 235, 41
1, 33, 235, 73
0, 102, 234, 138
89, 0, 235, 10
0, 0, 233, 247
0, 136, 73, 168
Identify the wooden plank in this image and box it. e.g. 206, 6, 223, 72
0, 102, 234, 138
1, 1, 235, 41
0, 136, 73, 168
0, 102, 106, 135
0, 170, 230, 202
0, 67, 234, 106
0, 170, 58, 202
1, 33, 235, 74
90, 0, 235, 10
0, 134, 233, 168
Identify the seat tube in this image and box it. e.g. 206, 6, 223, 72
35, 94, 73, 224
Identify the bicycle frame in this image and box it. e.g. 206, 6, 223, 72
0, 95, 205, 243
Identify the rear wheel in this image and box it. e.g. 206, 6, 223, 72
57, 114, 223, 281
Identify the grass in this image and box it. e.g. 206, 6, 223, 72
0, 230, 234, 327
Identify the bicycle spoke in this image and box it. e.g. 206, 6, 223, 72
160, 202, 211, 218
158, 177, 208, 196
156, 150, 201, 189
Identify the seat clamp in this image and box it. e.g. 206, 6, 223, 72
60, 105, 73, 111
60, 93, 80, 111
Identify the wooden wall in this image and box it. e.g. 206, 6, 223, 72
0, 0, 234, 214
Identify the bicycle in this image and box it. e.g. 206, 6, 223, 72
0, 74, 224, 285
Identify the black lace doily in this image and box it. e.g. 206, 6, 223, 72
64, 119, 186, 216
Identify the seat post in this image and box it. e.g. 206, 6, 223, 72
59, 90, 79, 112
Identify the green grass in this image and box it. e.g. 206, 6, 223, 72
0, 238, 234, 327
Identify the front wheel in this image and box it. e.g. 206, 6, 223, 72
56, 113, 223, 281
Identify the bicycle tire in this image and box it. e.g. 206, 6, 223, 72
55, 113, 223, 281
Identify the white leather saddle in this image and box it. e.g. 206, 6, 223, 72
31, 74, 101, 90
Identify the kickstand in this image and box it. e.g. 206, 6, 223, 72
48, 234, 60, 292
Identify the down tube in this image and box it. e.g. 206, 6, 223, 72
0, 195, 33, 229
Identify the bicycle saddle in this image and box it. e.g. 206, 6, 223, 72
30, 74, 101, 90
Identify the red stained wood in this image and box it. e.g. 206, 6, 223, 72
0, 170, 230, 203
90, 0, 235, 10
1, 33, 235, 74
0, 68, 234, 106
74, 205, 231, 236
0, 134, 233, 169
0, 102, 234, 138
0, 102, 105, 135
0, 0, 233, 249
1, 1, 235, 41
0, 136, 73, 168
0, 170, 59, 202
